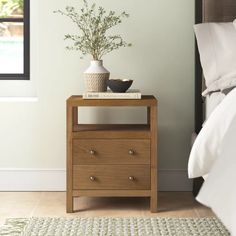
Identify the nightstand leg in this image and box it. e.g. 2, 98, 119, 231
150, 105, 158, 213
67, 103, 75, 213
67, 193, 74, 213
150, 191, 158, 213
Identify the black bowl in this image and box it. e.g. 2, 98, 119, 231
107, 79, 133, 93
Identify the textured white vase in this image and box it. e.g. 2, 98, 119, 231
84, 60, 110, 92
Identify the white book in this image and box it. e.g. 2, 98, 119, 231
83, 89, 141, 99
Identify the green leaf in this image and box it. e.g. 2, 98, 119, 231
54, 0, 132, 59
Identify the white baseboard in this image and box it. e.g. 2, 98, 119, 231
0, 169, 66, 191
0, 168, 192, 192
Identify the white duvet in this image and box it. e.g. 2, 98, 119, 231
188, 88, 236, 235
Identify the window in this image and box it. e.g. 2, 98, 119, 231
0, 0, 29, 80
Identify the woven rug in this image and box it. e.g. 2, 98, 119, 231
0, 217, 230, 236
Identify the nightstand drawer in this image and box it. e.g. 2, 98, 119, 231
73, 165, 150, 190
72, 139, 150, 164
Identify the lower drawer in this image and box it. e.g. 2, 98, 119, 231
73, 165, 150, 190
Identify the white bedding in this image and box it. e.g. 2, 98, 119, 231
205, 92, 225, 119
188, 88, 236, 235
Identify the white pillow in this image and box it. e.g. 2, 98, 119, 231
194, 22, 236, 96
234, 19, 236, 28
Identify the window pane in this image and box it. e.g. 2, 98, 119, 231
0, 0, 24, 18
0, 22, 23, 73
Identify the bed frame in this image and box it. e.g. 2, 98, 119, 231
193, 0, 236, 196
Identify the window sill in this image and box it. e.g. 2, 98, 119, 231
0, 75, 29, 80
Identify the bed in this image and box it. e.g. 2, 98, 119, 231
193, 0, 236, 195
194, 0, 236, 132
193, 0, 236, 192
189, 0, 236, 235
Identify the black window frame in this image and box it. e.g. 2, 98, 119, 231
0, 0, 30, 80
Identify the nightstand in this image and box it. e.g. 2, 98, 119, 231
66, 96, 158, 212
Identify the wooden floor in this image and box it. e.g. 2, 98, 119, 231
0, 192, 214, 226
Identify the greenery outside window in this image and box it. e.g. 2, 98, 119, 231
0, 0, 30, 80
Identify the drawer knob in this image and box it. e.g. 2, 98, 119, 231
89, 176, 96, 181
128, 149, 135, 155
128, 176, 135, 181
89, 150, 95, 155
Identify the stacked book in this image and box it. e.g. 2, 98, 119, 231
83, 89, 141, 99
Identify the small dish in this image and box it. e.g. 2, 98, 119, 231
107, 79, 133, 93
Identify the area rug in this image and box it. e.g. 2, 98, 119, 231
0, 217, 230, 236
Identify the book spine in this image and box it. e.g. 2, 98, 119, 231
83, 93, 141, 99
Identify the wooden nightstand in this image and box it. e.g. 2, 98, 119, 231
66, 96, 158, 213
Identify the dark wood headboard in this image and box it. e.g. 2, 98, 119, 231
194, 0, 236, 196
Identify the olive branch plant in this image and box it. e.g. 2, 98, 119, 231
54, 0, 132, 60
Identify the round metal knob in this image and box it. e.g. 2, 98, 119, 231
128, 176, 135, 181
128, 149, 134, 155
89, 150, 95, 155
89, 176, 96, 181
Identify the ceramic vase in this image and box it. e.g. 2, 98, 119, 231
84, 60, 110, 92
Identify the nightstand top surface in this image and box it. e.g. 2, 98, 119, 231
67, 95, 157, 107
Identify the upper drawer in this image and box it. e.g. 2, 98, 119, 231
72, 139, 150, 165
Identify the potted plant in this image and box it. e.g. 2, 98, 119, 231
54, 0, 131, 92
